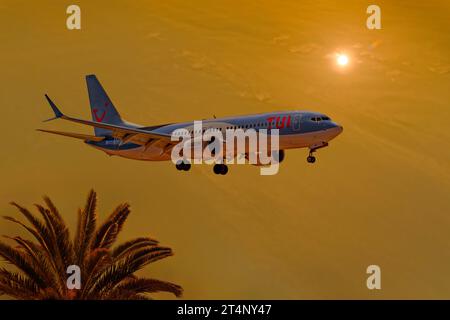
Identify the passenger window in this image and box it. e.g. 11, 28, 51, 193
293, 115, 301, 131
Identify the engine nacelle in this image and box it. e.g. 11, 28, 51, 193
274, 149, 285, 163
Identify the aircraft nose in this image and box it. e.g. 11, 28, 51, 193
331, 122, 343, 136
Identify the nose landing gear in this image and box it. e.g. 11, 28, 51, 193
306, 142, 328, 164
306, 142, 329, 164
307, 153, 316, 163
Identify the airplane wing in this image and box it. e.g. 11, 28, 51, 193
41, 94, 176, 148
36, 129, 105, 142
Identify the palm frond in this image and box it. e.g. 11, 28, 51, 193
2, 236, 62, 294
0, 241, 47, 288
102, 288, 151, 300
114, 277, 183, 297
83, 255, 138, 299
33, 204, 67, 288
74, 190, 98, 267
6, 204, 55, 256
2, 216, 46, 249
111, 237, 159, 259
39, 287, 63, 300
124, 246, 174, 270
0, 268, 41, 299
42, 196, 74, 265
91, 203, 130, 249
79, 248, 111, 299
84, 245, 172, 298
91, 222, 119, 251
73, 208, 83, 254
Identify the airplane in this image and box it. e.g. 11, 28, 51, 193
38, 75, 343, 175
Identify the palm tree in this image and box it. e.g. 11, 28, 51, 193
0, 190, 182, 300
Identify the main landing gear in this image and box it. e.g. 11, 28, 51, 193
175, 160, 191, 171
175, 161, 228, 175
213, 164, 228, 175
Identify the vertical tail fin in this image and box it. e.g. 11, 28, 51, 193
86, 74, 123, 136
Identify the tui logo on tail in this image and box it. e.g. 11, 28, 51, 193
93, 109, 106, 122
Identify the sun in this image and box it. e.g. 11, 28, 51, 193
336, 53, 349, 67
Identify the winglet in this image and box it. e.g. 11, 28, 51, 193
44, 94, 64, 121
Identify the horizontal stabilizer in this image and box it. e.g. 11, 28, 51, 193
37, 129, 105, 142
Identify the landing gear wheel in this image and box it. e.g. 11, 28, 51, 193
307, 155, 316, 163
176, 160, 191, 171
213, 164, 222, 174
182, 163, 191, 171
213, 164, 228, 175
220, 165, 228, 175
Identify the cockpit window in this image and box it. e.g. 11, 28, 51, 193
311, 116, 330, 122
